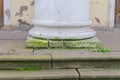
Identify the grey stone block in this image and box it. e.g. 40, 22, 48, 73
0, 69, 79, 80
0, 31, 27, 40
49, 41, 64, 48
64, 37, 101, 48
52, 53, 120, 69
79, 69, 120, 80
26, 37, 48, 48
0, 55, 51, 69
53, 60, 120, 69
0, 40, 27, 54
26, 37, 101, 49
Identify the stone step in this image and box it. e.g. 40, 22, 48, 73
0, 53, 119, 69
79, 69, 120, 80
0, 55, 52, 69
0, 69, 119, 80
0, 69, 79, 80
52, 52, 120, 69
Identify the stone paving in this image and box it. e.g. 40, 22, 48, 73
96, 28, 120, 51
0, 28, 119, 80
0, 28, 120, 54
0, 30, 32, 54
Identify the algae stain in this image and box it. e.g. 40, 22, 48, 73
26, 38, 48, 48
89, 48, 111, 53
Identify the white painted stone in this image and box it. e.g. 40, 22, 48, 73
29, 0, 96, 40
29, 27, 96, 39
32, 20, 92, 27
4, 0, 10, 25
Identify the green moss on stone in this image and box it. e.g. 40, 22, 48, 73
26, 38, 48, 48
65, 41, 98, 48
26, 37, 103, 50
54, 37, 59, 39
49, 41, 64, 48
15, 67, 49, 71
89, 47, 111, 53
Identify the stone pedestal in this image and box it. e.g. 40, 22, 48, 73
26, 0, 100, 48
26, 37, 100, 48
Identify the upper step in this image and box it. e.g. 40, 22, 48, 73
0, 52, 119, 69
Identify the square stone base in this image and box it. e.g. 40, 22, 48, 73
65, 37, 101, 48
26, 37, 101, 49
26, 37, 48, 48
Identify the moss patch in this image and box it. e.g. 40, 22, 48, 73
26, 38, 48, 48
49, 41, 64, 48
65, 41, 98, 48
15, 67, 49, 71
25, 37, 108, 52
89, 47, 111, 53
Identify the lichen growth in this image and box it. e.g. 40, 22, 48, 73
49, 41, 63, 48
26, 38, 109, 52
54, 37, 59, 39
15, 67, 49, 71
26, 38, 48, 48
89, 47, 111, 53
65, 41, 98, 48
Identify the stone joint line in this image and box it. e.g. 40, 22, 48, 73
76, 68, 81, 80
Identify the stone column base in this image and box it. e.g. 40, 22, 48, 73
26, 36, 101, 49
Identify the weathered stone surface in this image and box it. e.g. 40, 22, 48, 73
0, 69, 79, 80
10, 49, 33, 55
53, 60, 120, 69
26, 37, 101, 49
30, 0, 95, 40
0, 31, 28, 40
64, 37, 101, 48
0, 40, 6, 46
0, 55, 51, 61
0, 40, 27, 54
52, 53, 120, 69
79, 69, 120, 80
0, 55, 51, 69
49, 41, 64, 48
97, 30, 120, 51
0, 69, 119, 80
26, 37, 48, 48
34, 49, 86, 55
0, 27, 120, 53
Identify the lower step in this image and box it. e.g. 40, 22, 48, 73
0, 69, 119, 80
79, 69, 120, 80
0, 69, 78, 80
